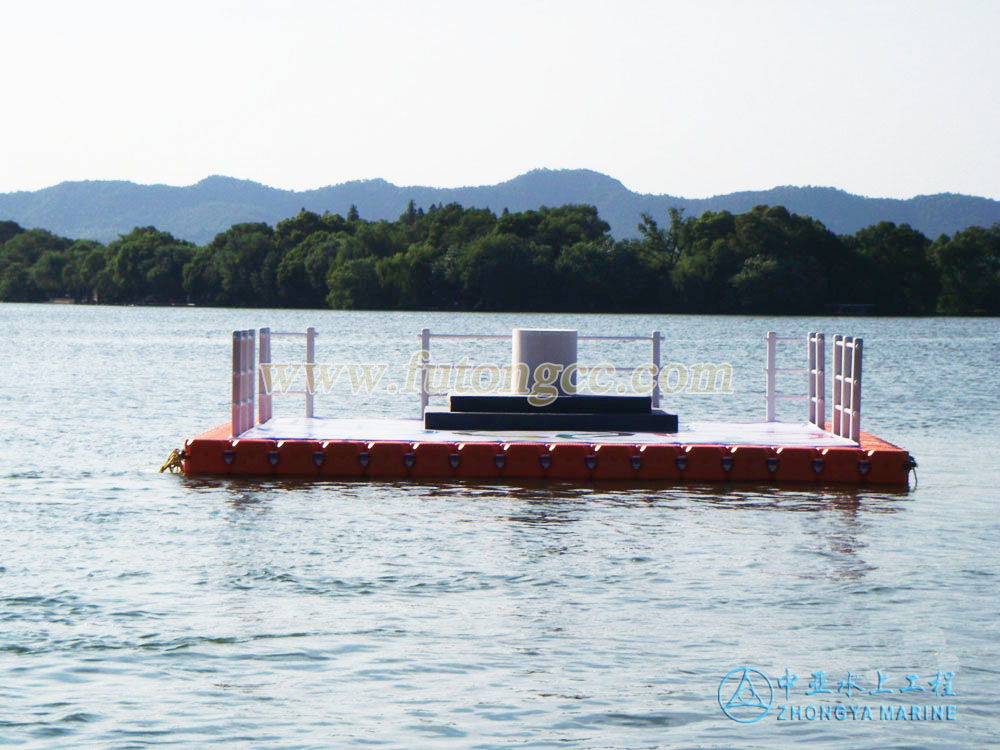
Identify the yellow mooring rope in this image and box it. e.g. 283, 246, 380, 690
159, 448, 185, 473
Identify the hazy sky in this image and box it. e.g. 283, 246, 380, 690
3, 0, 998, 199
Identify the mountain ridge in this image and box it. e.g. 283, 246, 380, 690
2, 168, 998, 244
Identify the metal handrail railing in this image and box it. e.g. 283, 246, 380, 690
231, 329, 255, 437
257, 327, 317, 423
764, 331, 826, 428
832, 335, 863, 442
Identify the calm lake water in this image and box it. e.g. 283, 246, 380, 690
1, 304, 998, 749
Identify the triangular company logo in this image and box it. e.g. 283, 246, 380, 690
723, 671, 768, 711
718, 666, 774, 723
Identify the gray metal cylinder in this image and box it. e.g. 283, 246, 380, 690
511, 328, 578, 396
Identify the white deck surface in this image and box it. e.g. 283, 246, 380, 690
240, 417, 858, 447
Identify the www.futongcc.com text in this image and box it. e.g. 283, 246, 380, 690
259, 352, 734, 406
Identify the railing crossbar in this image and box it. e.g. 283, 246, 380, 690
579, 335, 651, 341
426, 334, 511, 340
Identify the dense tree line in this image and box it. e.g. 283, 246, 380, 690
1, 203, 998, 314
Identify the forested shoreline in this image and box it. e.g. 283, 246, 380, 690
1, 202, 998, 314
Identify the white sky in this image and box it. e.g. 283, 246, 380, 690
2, 0, 998, 199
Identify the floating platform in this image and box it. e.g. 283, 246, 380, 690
181, 417, 914, 485
175, 326, 915, 487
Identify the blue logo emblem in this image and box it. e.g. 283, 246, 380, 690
719, 667, 774, 722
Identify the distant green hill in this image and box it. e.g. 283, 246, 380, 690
1, 169, 997, 244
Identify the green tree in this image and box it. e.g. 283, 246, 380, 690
31, 250, 70, 298
202, 223, 280, 306
554, 240, 615, 311
105, 227, 194, 303
930, 225, 1000, 314
353, 221, 396, 258
670, 206, 843, 313
536, 204, 610, 250
276, 233, 342, 308
61, 240, 107, 302
494, 205, 609, 254
607, 241, 663, 312
182, 246, 221, 304
636, 212, 674, 257
451, 233, 554, 310
145, 243, 194, 302
275, 209, 327, 253
845, 222, 935, 314
400, 199, 420, 225
326, 257, 384, 309
0, 220, 23, 245
0, 263, 45, 301
375, 241, 455, 309
421, 204, 495, 248
1, 228, 72, 267
728, 254, 805, 313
